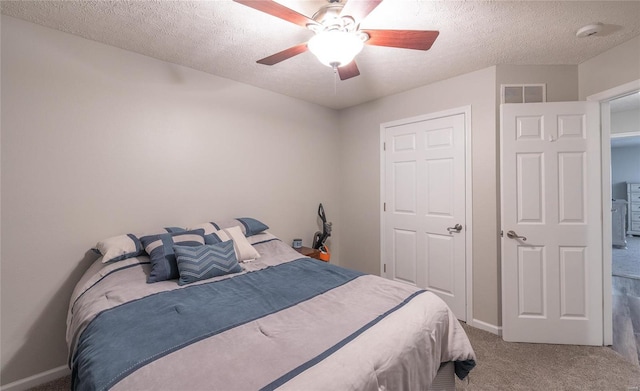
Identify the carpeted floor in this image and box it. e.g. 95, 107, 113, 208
455, 323, 640, 391
613, 235, 640, 280
612, 275, 640, 367
29, 324, 640, 391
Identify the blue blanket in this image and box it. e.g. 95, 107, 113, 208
72, 258, 363, 391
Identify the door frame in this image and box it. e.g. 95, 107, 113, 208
587, 79, 640, 346
379, 105, 473, 323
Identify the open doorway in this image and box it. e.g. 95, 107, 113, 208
609, 92, 640, 366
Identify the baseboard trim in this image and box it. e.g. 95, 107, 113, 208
1, 366, 70, 391
470, 318, 502, 336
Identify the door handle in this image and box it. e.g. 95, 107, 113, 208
506, 230, 527, 241
447, 224, 463, 233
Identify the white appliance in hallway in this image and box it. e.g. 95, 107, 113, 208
612, 199, 628, 248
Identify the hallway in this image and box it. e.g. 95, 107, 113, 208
612, 236, 640, 366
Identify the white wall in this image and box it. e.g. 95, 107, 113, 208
579, 35, 640, 100
611, 108, 640, 134
610, 108, 640, 200
337, 67, 499, 327
0, 16, 341, 385
611, 145, 640, 200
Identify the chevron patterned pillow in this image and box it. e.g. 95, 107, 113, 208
204, 226, 260, 262
174, 241, 243, 286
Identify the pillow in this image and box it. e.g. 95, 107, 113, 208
189, 222, 219, 235
94, 227, 185, 263
174, 241, 243, 286
189, 218, 268, 237
204, 226, 260, 262
140, 229, 205, 283
236, 217, 269, 237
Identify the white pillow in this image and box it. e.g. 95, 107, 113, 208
204, 226, 260, 262
93, 234, 142, 263
93, 227, 184, 263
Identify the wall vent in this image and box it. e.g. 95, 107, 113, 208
501, 84, 546, 104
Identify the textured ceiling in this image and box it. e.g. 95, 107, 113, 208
2, 0, 640, 109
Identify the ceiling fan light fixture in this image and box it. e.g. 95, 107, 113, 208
307, 30, 364, 68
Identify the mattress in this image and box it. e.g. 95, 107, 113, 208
67, 232, 475, 390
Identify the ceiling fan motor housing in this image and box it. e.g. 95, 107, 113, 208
309, 3, 358, 34
233, 0, 440, 81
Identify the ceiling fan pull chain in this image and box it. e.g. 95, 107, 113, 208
334, 66, 338, 95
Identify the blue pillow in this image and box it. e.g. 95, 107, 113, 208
189, 218, 269, 237
93, 227, 185, 263
236, 217, 269, 237
140, 229, 205, 283
174, 241, 242, 286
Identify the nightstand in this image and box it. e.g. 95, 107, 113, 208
294, 246, 327, 262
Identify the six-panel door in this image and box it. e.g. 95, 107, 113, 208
383, 113, 467, 320
501, 102, 602, 345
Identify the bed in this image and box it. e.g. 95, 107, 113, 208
67, 225, 476, 391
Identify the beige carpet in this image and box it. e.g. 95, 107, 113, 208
456, 323, 640, 391
30, 324, 640, 391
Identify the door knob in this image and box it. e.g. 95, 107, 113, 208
506, 230, 527, 241
447, 224, 463, 233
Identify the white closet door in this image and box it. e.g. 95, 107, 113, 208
382, 112, 467, 320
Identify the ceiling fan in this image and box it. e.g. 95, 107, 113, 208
233, 0, 440, 80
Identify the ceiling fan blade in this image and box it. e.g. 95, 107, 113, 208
339, 0, 383, 22
256, 43, 308, 65
362, 29, 440, 51
338, 61, 360, 81
233, 0, 315, 28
